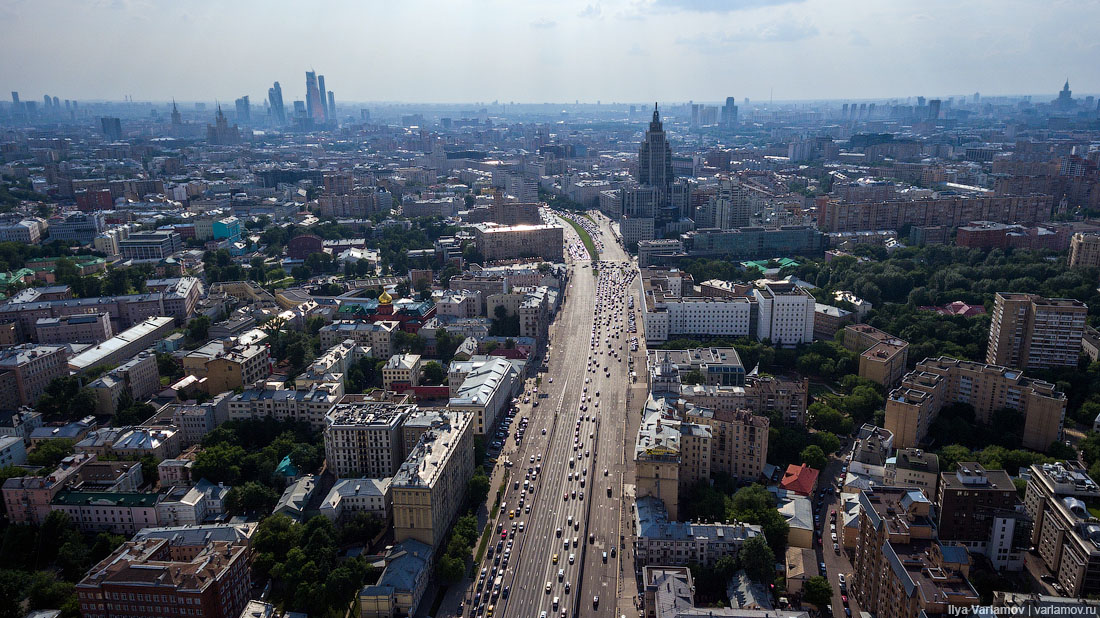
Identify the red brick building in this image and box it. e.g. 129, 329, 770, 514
76, 535, 251, 618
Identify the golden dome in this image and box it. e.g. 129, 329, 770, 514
378, 290, 393, 304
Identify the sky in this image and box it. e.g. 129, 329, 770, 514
2, 0, 1098, 105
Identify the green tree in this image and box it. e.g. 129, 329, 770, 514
28, 439, 74, 469
226, 482, 280, 515
682, 370, 705, 385
800, 445, 828, 470
739, 535, 776, 584
186, 315, 211, 342
437, 554, 466, 583
803, 575, 833, 607
468, 467, 490, 506
289, 444, 323, 474
421, 361, 445, 385
192, 442, 247, 484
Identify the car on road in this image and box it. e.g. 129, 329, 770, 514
545, 583, 551, 594
593, 596, 599, 608
569, 553, 575, 564
552, 553, 558, 564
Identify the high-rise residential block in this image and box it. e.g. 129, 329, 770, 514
937, 462, 1030, 571
986, 292, 1087, 370
851, 487, 979, 618
885, 356, 1066, 452
1069, 232, 1100, 269
391, 410, 474, 550
324, 402, 413, 478
1024, 461, 1100, 596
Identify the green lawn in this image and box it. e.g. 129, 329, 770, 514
557, 214, 598, 261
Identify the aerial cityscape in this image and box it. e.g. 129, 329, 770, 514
2, 2, 1100, 618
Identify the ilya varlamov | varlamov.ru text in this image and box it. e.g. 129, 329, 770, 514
949, 606, 1098, 616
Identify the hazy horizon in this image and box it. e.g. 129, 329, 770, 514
3, 0, 1098, 104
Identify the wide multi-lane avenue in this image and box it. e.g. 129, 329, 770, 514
464, 212, 644, 618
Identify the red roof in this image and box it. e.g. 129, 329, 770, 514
780, 463, 819, 496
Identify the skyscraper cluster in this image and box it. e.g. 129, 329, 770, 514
304, 70, 336, 125
268, 81, 285, 124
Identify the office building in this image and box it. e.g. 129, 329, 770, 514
937, 462, 1030, 571
1024, 461, 1100, 597
842, 324, 909, 386
391, 410, 474, 550
471, 223, 564, 263
752, 282, 815, 347
324, 402, 414, 478
682, 226, 825, 259
648, 348, 745, 390
51, 490, 159, 534
268, 81, 285, 124
986, 292, 1087, 370
234, 95, 250, 124
35, 313, 113, 344
76, 526, 251, 618
49, 212, 105, 244
118, 230, 182, 260
644, 279, 754, 344
100, 117, 122, 140
634, 496, 761, 567
0, 220, 42, 244
0, 344, 69, 407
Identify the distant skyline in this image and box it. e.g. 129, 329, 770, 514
2, 0, 1098, 104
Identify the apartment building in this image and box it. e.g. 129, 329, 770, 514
677, 375, 809, 426
383, 353, 422, 390
0, 408, 43, 445
185, 340, 271, 393
324, 402, 414, 478
0, 344, 69, 408
0, 220, 42, 244
986, 292, 1087, 370
682, 405, 768, 483
885, 356, 1066, 451
166, 393, 230, 447
642, 565, 810, 618
884, 448, 941, 496
1024, 461, 1100, 596
851, 487, 980, 618
228, 383, 341, 430
0, 435, 27, 467
634, 399, 686, 520
842, 324, 910, 386
319, 320, 399, 356
634, 495, 762, 567
447, 356, 519, 435
68, 316, 175, 374
87, 351, 160, 415
937, 462, 1030, 571
320, 477, 392, 522
435, 290, 481, 318
471, 223, 564, 263
753, 281, 815, 347
817, 194, 1052, 233
76, 528, 251, 618
391, 410, 475, 550
1069, 232, 1100, 269
35, 312, 113, 344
